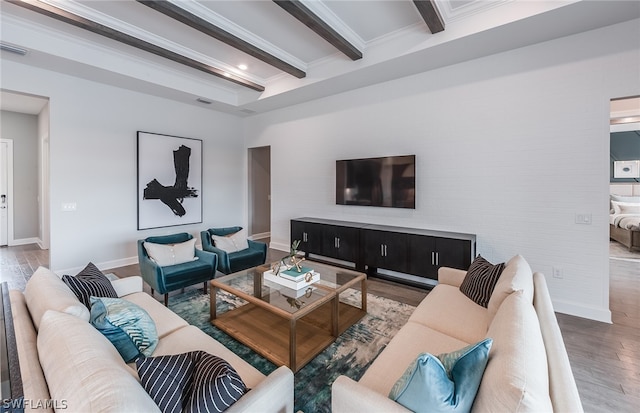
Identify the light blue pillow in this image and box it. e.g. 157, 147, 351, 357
90, 297, 158, 363
389, 338, 493, 413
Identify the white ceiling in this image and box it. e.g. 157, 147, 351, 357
1, 0, 639, 116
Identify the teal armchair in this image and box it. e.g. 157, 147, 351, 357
137, 232, 217, 305
201, 226, 267, 275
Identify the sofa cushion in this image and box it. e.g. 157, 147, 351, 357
359, 322, 469, 397
408, 284, 489, 344
9, 291, 52, 409
90, 296, 159, 363
24, 266, 90, 330
136, 350, 247, 413
145, 325, 266, 390
389, 338, 492, 413
62, 262, 118, 308
144, 238, 198, 266
459, 255, 505, 308
486, 255, 534, 322
123, 292, 189, 338
473, 291, 553, 412
37, 310, 160, 412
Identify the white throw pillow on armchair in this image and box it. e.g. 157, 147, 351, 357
144, 238, 197, 266
212, 229, 249, 253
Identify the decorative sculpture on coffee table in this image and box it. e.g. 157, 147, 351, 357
272, 240, 305, 275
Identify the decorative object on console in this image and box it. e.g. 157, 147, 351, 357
201, 227, 267, 275
89, 296, 158, 363
62, 262, 118, 309
389, 338, 493, 413
136, 350, 247, 413
137, 131, 202, 230
459, 255, 505, 308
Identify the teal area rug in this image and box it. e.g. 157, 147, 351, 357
169, 287, 415, 413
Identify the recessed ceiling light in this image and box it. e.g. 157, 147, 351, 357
238, 64, 248, 71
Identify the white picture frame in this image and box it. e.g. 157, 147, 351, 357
614, 160, 640, 178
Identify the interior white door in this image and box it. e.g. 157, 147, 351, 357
0, 141, 8, 246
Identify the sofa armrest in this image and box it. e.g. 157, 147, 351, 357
437, 267, 467, 287
227, 366, 294, 413
332, 376, 411, 413
111, 276, 143, 297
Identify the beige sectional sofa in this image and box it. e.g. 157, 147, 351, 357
332, 255, 583, 412
9, 266, 294, 413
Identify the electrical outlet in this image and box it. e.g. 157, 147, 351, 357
575, 213, 592, 225
61, 202, 77, 212
552, 267, 563, 279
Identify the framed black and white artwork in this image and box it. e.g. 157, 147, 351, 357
137, 131, 203, 230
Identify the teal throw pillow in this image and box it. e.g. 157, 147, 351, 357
90, 297, 158, 363
389, 338, 493, 413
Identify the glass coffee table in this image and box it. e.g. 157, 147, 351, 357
210, 261, 367, 372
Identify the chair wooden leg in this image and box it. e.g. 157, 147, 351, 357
203, 282, 208, 294
181, 288, 185, 294
150, 288, 154, 297
164, 293, 168, 306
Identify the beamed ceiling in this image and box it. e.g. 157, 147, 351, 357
1, 0, 639, 116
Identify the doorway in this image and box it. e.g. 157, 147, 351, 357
248, 146, 271, 241
0, 139, 12, 246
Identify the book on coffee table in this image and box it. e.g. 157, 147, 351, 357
279, 266, 314, 281
263, 269, 319, 290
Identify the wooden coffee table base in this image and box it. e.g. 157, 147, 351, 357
212, 297, 366, 372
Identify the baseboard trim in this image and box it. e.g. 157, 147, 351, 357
249, 232, 270, 240
8, 237, 39, 246
269, 241, 289, 252
56, 256, 139, 276
553, 299, 612, 324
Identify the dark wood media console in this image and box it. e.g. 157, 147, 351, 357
291, 217, 476, 287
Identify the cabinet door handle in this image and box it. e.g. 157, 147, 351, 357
337, 238, 340, 248
431, 252, 435, 265
384, 244, 388, 257
381, 244, 384, 257
435, 252, 439, 266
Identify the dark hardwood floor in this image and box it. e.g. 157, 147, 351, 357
1, 243, 638, 412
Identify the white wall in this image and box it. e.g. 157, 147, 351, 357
1, 62, 245, 273
0, 110, 39, 241
244, 19, 640, 322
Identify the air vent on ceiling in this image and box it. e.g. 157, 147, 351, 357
196, 98, 212, 104
1, 42, 28, 56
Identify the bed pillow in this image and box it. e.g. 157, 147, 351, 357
459, 256, 505, 308
389, 338, 493, 413
90, 296, 158, 363
613, 201, 640, 215
62, 262, 118, 309
144, 238, 197, 266
136, 350, 247, 413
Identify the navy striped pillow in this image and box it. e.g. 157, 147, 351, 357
136, 351, 247, 413
459, 256, 505, 308
62, 262, 118, 308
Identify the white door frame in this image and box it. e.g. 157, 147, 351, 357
1, 139, 15, 246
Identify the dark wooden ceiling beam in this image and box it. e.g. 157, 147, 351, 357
413, 0, 445, 34
6, 0, 265, 92
273, 0, 362, 61
137, 1, 305, 79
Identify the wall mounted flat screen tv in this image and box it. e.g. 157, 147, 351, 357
336, 155, 415, 209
